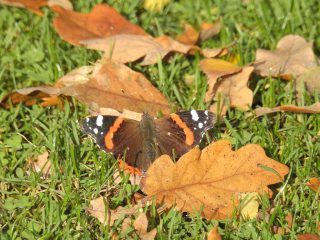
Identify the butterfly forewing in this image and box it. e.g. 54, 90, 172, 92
81, 116, 143, 167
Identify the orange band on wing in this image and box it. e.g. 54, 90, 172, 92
104, 117, 124, 149
170, 113, 194, 145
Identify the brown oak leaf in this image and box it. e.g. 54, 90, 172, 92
297, 234, 320, 240
141, 140, 289, 220
254, 35, 317, 80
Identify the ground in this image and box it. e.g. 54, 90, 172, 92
0, 0, 319, 239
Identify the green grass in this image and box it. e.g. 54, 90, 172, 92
0, 0, 319, 239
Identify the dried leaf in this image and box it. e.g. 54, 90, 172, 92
199, 20, 221, 42
83, 34, 231, 66
142, 140, 289, 220
306, 178, 320, 192
60, 60, 171, 115
207, 227, 222, 240
210, 66, 254, 116
52, 4, 148, 45
285, 212, 293, 229
82, 35, 169, 66
0, 0, 72, 15
32, 151, 51, 177
297, 234, 320, 240
1, 86, 61, 109
87, 196, 141, 226
254, 35, 317, 79
176, 24, 199, 45
133, 213, 157, 240
177, 20, 221, 45
91, 108, 142, 121
200, 59, 242, 101
254, 103, 320, 117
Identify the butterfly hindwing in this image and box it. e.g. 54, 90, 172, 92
155, 110, 216, 157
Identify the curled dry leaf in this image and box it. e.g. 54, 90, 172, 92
210, 66, 254, 116
254, 35, 317, 80
87, 196, 142, 226
52, 4, 148, 45
141, 140, 289, 220
0, 86, 61, 109
200, 58, 243, 104
306, 178, 320, 192
207, 227, 222, 240
32, 151, 51, 177
176, 19, 220, 45
254, 103, 320, 117
133, 213, 157, 240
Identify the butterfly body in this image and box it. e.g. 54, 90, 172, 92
81, 110, 216, 171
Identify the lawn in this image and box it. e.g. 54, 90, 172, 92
0, 0, 319, 239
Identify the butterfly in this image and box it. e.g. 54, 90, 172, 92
81, 110, 216, 172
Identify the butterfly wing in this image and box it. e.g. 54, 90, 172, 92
81, 115, 144, 168
155, 110, 216, 157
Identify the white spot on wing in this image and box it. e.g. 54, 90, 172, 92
96, 115, 103, 127
93, 128, 98, 134
205, 110, 208, 116
86, 118, 90, 122
198, 122, 203, 129
191, 110, 199, 121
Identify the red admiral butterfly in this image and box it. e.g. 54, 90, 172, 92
81, 110, 216, 172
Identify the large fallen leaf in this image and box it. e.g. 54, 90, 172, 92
254, 35, 317, 80
0, 0, 72, 15
52, 4, 148, 45
1, 60, 171, 115
200, 58, 242, 102
133, 213, 157, 240
141, 140, 289, 220
87, 196, 142, 226
254, 103, 320, 117
60, 60, 171, 115
210, 66, 254, 116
